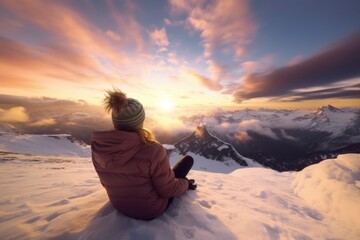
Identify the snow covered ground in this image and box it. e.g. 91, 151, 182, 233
1, 149, 359, 240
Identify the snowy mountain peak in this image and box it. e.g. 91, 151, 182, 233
175, 125, 251, 167
315, 105, 341, 115
194, 124, 211, 138
310, 105, 351, 135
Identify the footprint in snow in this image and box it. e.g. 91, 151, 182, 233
303, 207, 324, 220
46, 211, 62, 222
68, 190, 93, 199
198, 200, 212, 209
46, 199, 69, 207
182, 227, 195, 239
24, 216, 41, 224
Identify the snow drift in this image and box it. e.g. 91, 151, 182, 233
0, 150, 359, 239
292, 154, 360, 233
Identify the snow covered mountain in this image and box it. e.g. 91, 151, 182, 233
173, 125, 258, 167
183, 105, 360, 171
0, 124, 90, 157
307, 105, 354, 135
187, 105, 358, 138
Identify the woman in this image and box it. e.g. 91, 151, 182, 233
91, 89, 196, 220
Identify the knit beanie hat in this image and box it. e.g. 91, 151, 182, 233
111, 98, 145, 130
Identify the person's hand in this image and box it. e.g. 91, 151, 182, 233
187, 179, 197, 190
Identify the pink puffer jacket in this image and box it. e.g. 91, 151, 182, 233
91, 130, 188, 220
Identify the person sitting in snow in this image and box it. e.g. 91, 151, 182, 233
91, 88, 197, 220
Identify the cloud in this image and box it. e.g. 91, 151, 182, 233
0, 94, 111, 143
0, 107, 29, 122
233, 33, 360, 102
107, 1, 147, 53
169, 0, 256, 58
0, 25, 111, 89
0, 94, 106, 124
149, 27, 169, 48
194, 114, 300, 143
168, 52, 180, 65
282, 82, 360, 101
280, 129, 297, 141
187, 71, 222, 91
169, 0, 191, 13
0, 0, 152, 91
207, 60, 227, 81
238, 119, 279, 140
235, 131, 251, 143
1, 1, 108, 52
106, 30, 122, 41
29, 118, 56, 126
149, 114, 192, 134
0, 37, 112, 85
0, 94, 90, 111
240, 55, 275, 75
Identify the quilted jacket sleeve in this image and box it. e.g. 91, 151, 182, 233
150, 145, 188, 198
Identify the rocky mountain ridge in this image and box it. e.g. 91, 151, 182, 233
174, 125, 252, 167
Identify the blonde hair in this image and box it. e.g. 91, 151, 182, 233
136, 128, 158, 144
104, 88, 157, 144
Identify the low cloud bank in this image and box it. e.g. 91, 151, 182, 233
0, 94, 111, 143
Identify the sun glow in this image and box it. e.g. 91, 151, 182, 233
159, 99, 175, 112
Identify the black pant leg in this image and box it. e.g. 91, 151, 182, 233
166, 155, 194, 210
172, 155, 194, 178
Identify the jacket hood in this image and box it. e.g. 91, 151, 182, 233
91, 130, 143, 168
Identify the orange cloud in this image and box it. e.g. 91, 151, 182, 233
0, 37, 108, 86
106, 30, 122, 41
207, 60, 227, 81
0, 2, 120, 84
0, 0, 159, 95
169, 0, 256, 58
29, 118, 56, 126
1, 1, 103, 51
149, 27, 169, 48
0, 107, 29, 122
108, 1, 146, 53
235, 131, 251, 142
240, 55, 275, 75
187, 71, 222, 91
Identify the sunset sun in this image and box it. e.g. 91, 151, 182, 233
159, 99, 175, 112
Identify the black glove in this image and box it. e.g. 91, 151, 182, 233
187, 178, 197, 190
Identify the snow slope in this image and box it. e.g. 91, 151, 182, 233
0, 151, 359, 240
293, 154, 360, 232
0, 132, 90, 157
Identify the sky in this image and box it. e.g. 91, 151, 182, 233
0, 0, 360, 130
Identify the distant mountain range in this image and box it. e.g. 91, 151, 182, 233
1, 105, 359, 171
181, 105, 360, 171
